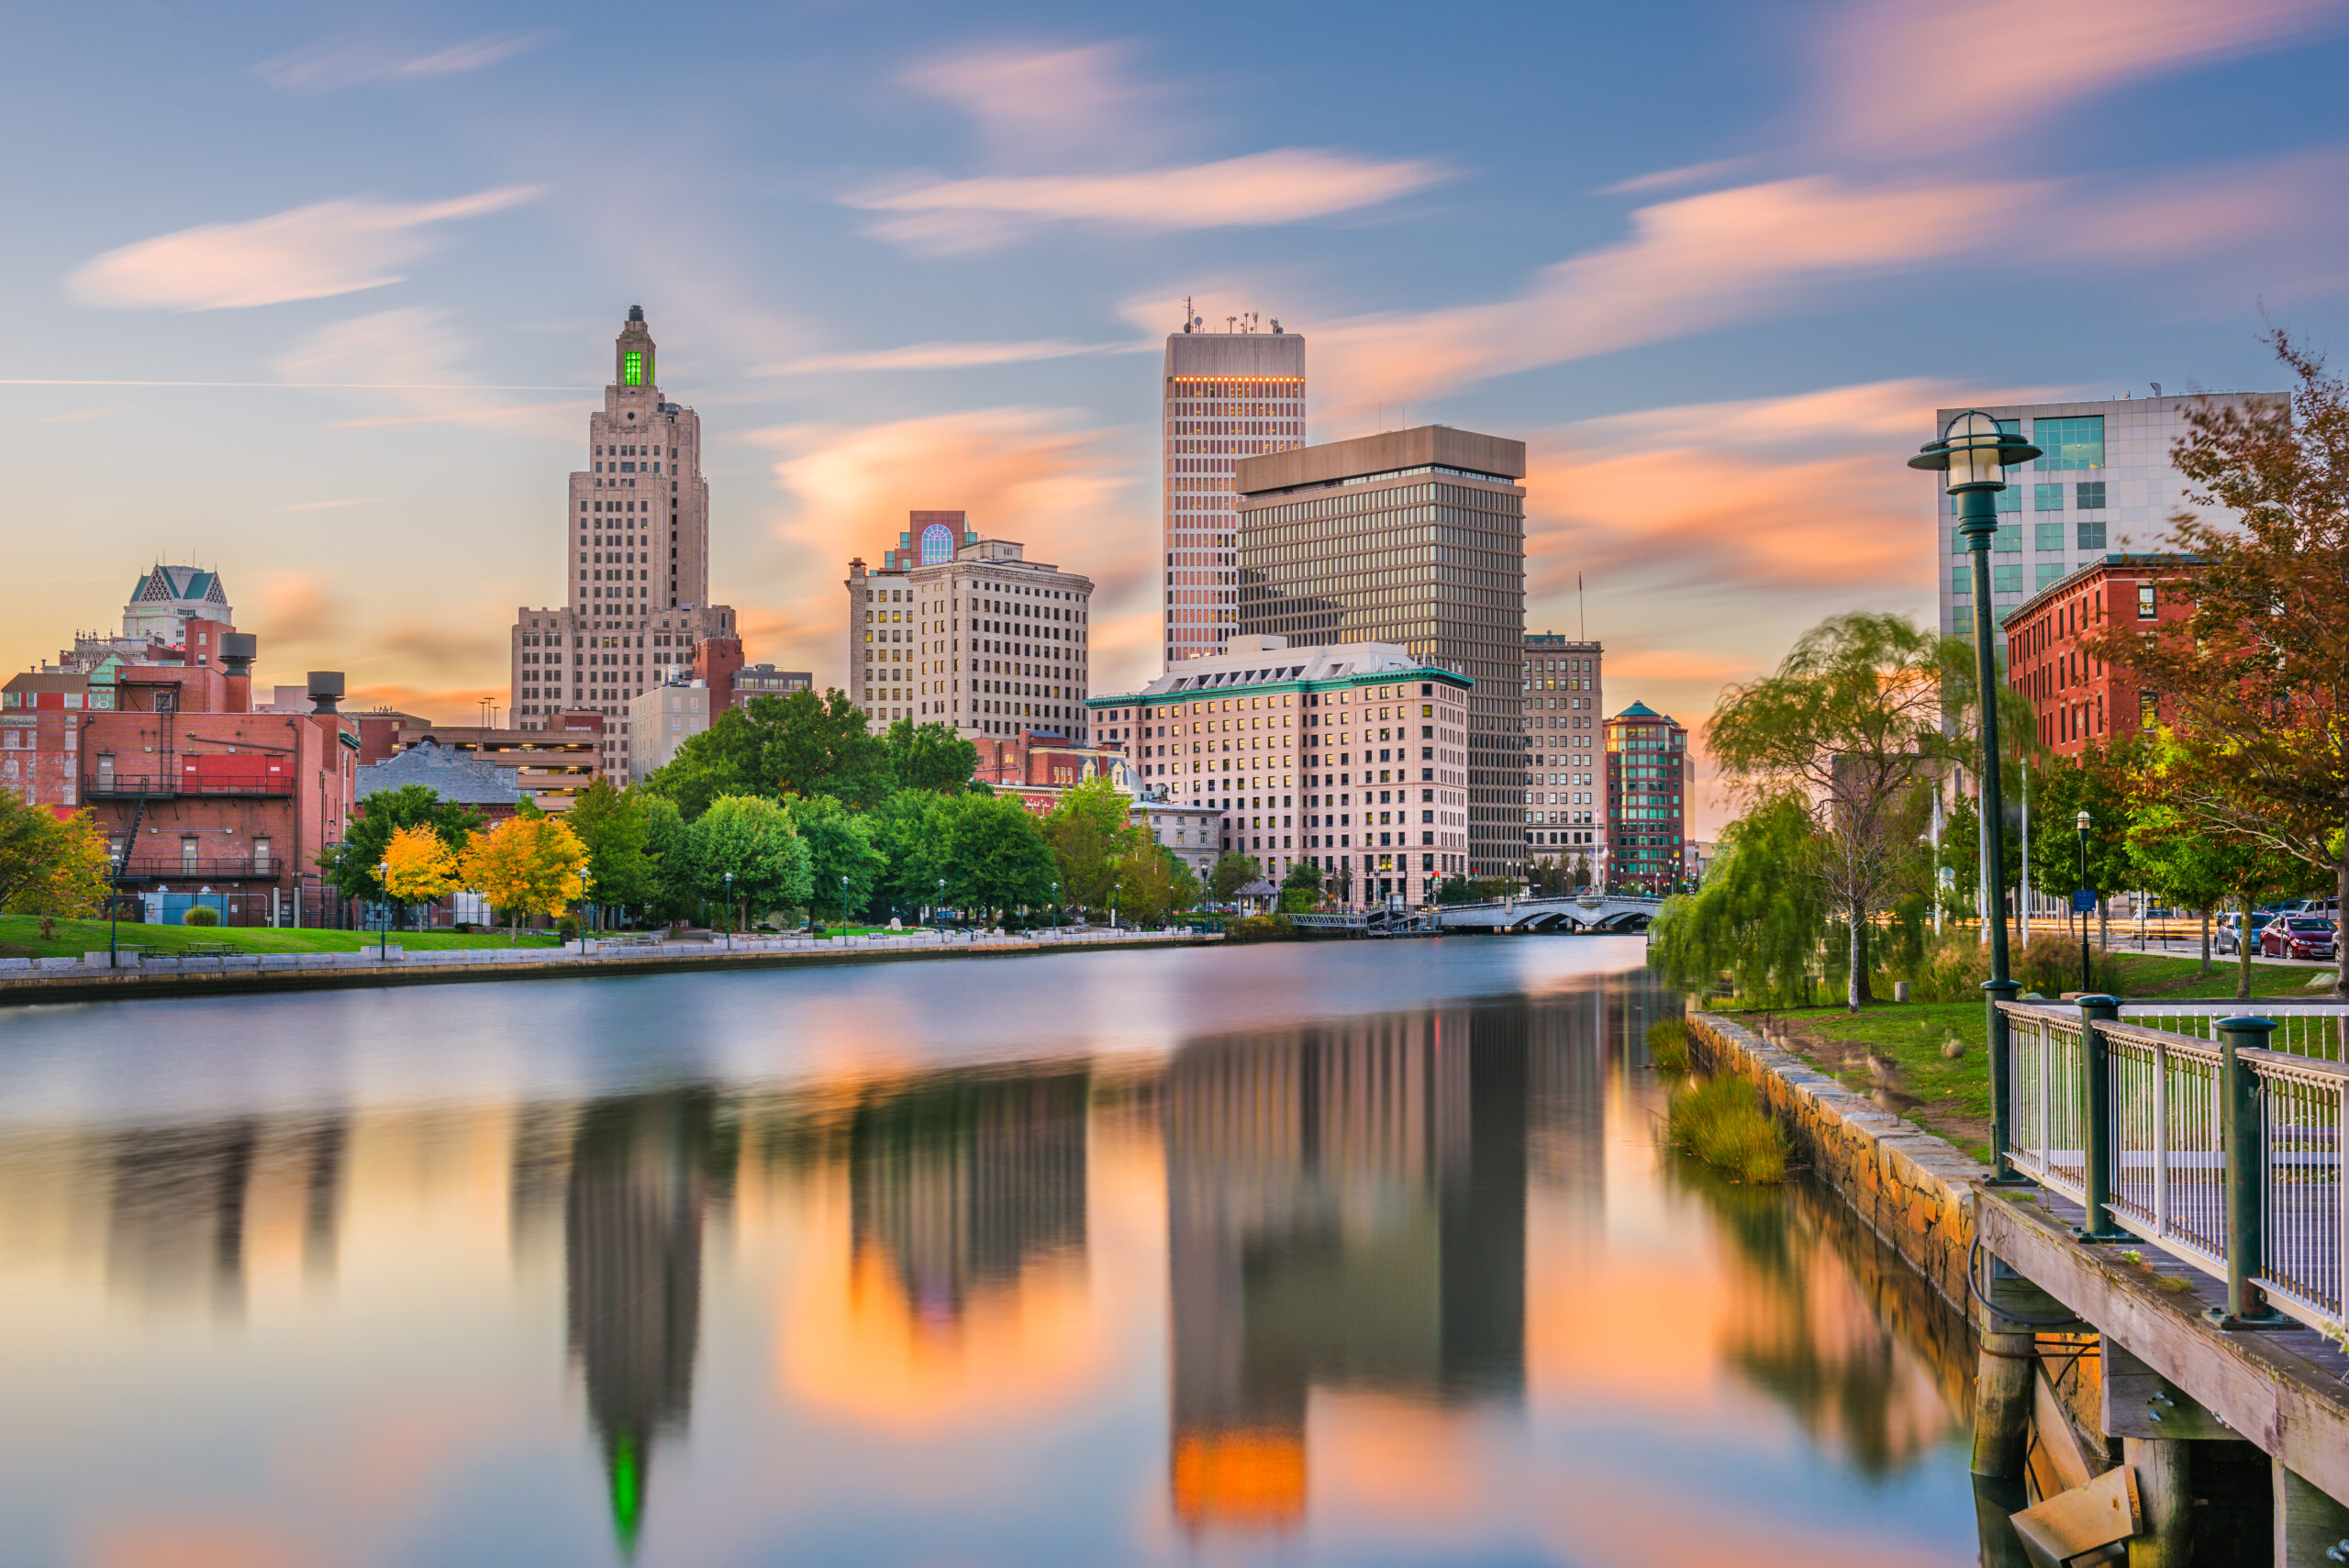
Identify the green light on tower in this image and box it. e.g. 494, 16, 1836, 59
624, 350, 645, 387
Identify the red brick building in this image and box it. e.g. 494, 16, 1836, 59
2004, 555, 2200, 758
75, 637, 360, 927
1, 670, 105, 812
974, 730, 1129, 811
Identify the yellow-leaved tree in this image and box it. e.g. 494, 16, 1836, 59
0, 803, 113, 940
461, 815, 589, 940
380, 822, 464, 930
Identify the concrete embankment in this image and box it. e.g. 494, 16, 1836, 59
1686, 1011, 1987, 1312
0, 929, 1209, 1007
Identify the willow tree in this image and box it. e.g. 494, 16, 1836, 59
2087, 335, 2349, 998
1650, 794, 1826, 1006
1709, 613, 1952, 1011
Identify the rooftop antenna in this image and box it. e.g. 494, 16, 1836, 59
1226, 316, 1237, 334
1578, 572, 1586, 640
1183, 295, 1195, 334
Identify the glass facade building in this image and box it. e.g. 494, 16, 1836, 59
1234, 427, 1527, 879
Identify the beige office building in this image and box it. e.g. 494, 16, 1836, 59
1524, 633, 1603, 873
629, 679, 714, 781
1163, 320, 1304, 666
507, 306, 737, 784
846, 518, 1093, 740
1235, 426, 1527, 878
1089, 635, 1471, 908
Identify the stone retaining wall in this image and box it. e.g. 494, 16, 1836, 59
1687, 1011, 1988, 1313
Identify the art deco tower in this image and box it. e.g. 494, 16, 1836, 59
508, 307, 736, 782
1162, 315, 1304, 667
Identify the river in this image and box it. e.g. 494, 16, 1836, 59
0, 937, 1983, 1566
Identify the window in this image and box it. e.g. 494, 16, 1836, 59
2034, 482, 2065, 511
2076, 481, 2107, 510
1993, 564, 2023, 594
2137, 584, 2156, 620
2036, 562, 2066, 591
2077, 518, 2108, 550
1993, 524, 2021, 553
2033, 416, 2104, 471
2034, 522, 2065, 552
1993, 484, 2020, 514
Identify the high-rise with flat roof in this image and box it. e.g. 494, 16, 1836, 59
1523, 633, 1603, 875
1163, 320, 1305, 665
1930, 393, 2277, 657
508, 307, 738, 783
1235, 426, 1526, 878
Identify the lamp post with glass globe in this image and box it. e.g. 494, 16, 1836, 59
377, 860, 392, 959
937, 877, 946, 934
722, 871, 734, 950
2076, 810, 2094, 990
577, 868, 593, 956
839, 874, 849, 931
1911, 411, 2042, 1184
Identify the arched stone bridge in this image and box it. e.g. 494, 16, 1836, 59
1429, 894, 1665, 933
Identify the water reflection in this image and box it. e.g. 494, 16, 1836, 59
0, 945, 1980, 1566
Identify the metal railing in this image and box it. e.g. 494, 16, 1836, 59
2119, 1002, 2349, 1062
82, 774, 295, 799
2001, 999, 2349, 1334
115, 858, 284, 880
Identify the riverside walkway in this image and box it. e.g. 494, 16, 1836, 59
0, 926, 1205, 1006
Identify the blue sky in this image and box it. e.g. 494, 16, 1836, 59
7, 0, 2348, 827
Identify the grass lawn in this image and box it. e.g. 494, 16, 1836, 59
1704, 951, 2328, 1163
0, 915, 562, 960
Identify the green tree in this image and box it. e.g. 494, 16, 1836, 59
789, 793, 888, 921
1208, 851, 1261, 903
644, 689, 896, 817
328, 784, 484, 904
2088, 334, 2349, 997
883, 718, 979, 793
1113, 841, 1190, 927
1041, 774, 1139, 913
935, 793, 1055, 924
867, 788, 947, 915
1709, 612, 1950, 1010
640, 793, 696, 919
691, 795, 813, 927
567, 781, 660, 914
2128, 736, 2316, 997
1650, 794, 1829, 1007
0, 802, 110, 935
1278, 859, 1323, 913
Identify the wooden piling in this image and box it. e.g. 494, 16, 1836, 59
2274, 1461, 2349, 1567
1972, 1329, 2037, 1479
2122, 1438, 2190, 1568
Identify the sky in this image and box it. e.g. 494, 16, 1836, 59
6, 0, 2349, 832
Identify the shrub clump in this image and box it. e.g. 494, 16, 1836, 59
1665, 1074, 1787, 1184
1647, 1017, 1692, 1072
180, 906, 220, 928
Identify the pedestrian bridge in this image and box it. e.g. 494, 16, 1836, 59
1288, 893, 1665, 937
1430, 893, 1665, 932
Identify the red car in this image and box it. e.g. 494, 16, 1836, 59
2260, 917, 2338, 961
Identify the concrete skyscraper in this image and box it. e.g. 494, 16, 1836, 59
1235, 426, 1527, 879
509, 307, 736, 783
1163, 316, 1304, 666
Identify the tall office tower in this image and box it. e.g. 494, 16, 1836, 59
846, 517, 1093, 740
508, 307, 737, 783
1235, 426, 1527, 878
1163, 317, 1305, 666
1930, 393, 2277, 657
1523, 633, 1603, 872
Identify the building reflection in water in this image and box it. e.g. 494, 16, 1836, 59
562, 1092, 727, 1556
847, 1068, 1089, 1335
1163, 1003, 1529, 1533
104, 1115, 346, 1318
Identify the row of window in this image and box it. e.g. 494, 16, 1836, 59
1953, 520, 2111, 555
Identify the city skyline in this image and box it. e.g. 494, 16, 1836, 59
6, 1, 2349, 836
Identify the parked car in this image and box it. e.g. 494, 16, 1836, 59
2215, 914, 2250, 956
2260, 917, 2339, 962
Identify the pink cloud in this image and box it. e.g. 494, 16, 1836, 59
900, 42, 1167, 165
843, 149, 1451, 253
1823, 0, 2342, 153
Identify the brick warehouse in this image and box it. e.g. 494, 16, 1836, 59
74, 632, 360, 927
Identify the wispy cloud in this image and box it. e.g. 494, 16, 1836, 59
31, 406, 126, 425
843, 149, 1451, 253
901, 42, 1166, 165
1596, 157, 1755, 195
68, 187, 542, 311
1822, 0, 2342, 153
256, 31, 552, 94
273, 308, 582, 436
1312, 175, 2037, 414
757, 339, 1141, 375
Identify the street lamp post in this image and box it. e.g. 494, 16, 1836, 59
937, 877, 946, 933
1052, 879, 1061, 937
377, 860, 392, 959
722, 871, 734, 951
2076, 810, 2094, 991
1912, 412, 2041, 1184
840, 873, 849, 930
578, 869, 594, 956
